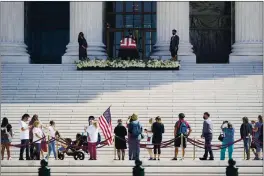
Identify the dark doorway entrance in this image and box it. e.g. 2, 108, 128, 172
190, 2, 233, 63
24, 2, 69, 64
105, 1, 157, 59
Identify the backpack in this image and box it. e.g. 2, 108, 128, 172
1, 126, 12, 143
177, 121, 188, 135
130, 122, 141, 138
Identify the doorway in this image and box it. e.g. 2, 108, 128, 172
105, 1, 157, 59
24, 2, 69, 64
190, 2, 233, 63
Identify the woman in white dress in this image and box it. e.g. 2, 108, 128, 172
144, 118, 153, 160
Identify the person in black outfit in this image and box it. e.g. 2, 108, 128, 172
169, 29, 179, 61
226, 159, 238, 176
240, 116, 252, 160
1, 117, 13, 160
151, 116, 164, 160
78, 32, 88, 60
114, 119, 127, 160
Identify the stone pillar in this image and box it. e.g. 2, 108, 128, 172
62, 2, 107, 64
152, 2, 195, 63
0, 2, 30, 64
229, 2, 263, 63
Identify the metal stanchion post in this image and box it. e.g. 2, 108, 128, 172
56, 137, 59, 160
47, 135, 50, 160
244, 148, 246, 160
181, 134, 184, 160
193, 138, 196, 160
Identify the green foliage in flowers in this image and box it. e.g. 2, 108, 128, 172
76, 58, 180, 69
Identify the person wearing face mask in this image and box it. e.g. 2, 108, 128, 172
170, 29, 179, 61
200, 112, 214, 160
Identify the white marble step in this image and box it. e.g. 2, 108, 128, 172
1, 160, 262, 176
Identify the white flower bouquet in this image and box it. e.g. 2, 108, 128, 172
76, 58, 180, 70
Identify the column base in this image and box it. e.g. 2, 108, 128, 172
1, 55, 30, 64
230, 42, 263, 56
62, 42, 107, 64
151, 42, 195, 63
229, 55, 263, 64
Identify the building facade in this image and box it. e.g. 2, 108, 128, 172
0, 1, 263, 64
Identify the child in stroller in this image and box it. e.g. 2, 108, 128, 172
57, 132, 86, 160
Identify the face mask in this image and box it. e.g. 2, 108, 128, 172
203, 116, 206, 120
172, 32, 175, 35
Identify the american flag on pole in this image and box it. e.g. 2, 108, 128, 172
98, 106, 113, 145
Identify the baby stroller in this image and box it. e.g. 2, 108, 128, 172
56, 132, 86, 160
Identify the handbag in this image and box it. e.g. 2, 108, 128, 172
41, 135, 48, 152
218, 133, 224, 142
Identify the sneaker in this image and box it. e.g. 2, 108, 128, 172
209, 158, 214, 160
148, 158, 153, 160
153, 158, 156, 160
172, 157, 177, 160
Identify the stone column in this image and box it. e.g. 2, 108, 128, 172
62, 2, 107, 64
0, 2, 30, 64
151, 2, 195, 62
229, 2, 263, 63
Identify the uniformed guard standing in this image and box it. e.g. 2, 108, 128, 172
170, 29, 180, 61
38, 159, 50, 176
118, 31, 140, 60
132, 160, 145, 176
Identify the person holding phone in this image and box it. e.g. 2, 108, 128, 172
19, 114, 32, 160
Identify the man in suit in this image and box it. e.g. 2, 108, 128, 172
170, 29, 179, 61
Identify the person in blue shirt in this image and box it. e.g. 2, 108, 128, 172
220, 121, 235, 160
128, 114, 143, 160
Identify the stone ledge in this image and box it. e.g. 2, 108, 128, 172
229, 56, 263, 64
1, 160, 262, 167
1, 56, 30, 64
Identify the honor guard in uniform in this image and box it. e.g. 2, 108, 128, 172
118, 31, 140, 60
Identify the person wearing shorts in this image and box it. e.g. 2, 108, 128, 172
172, 113, 192, 160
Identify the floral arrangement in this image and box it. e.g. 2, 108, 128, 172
76, 58, 180, 70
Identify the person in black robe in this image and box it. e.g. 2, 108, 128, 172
170, 29, 179, 61
151, 116, 164, 160
78, 32, 88, 60
114, 119, 127, 160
